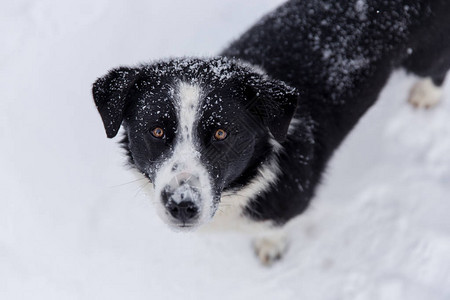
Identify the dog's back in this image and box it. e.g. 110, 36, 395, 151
223, 0, 450, 145
221, 0, 450, 222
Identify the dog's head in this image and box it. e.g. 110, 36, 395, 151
92, 57, 298, 230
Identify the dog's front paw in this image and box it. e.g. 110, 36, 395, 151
252, 231, 288, 266
408, 78, 442, 108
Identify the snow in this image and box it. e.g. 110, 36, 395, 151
1, 0, 449, 299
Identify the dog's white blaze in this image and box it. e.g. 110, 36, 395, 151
152, 82, 214, 227
178, 82, 201, 139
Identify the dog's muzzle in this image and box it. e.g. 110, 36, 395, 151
161, 172, 202, 225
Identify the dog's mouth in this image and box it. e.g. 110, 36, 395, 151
170, 222, 197, 231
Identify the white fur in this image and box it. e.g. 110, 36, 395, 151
252, 228, 288, 266
152, 82, 215, 228
203, 137, 283, 232
221, 136, 282, 205
287, 117, 301, 136
408, 77, 442, 108
178, 82, 202, 138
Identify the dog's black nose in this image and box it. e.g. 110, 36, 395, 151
167, 201, 199, 222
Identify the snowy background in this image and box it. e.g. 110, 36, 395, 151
1, 0, 450, 299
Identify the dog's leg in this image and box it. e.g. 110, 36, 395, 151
408, 77, 442, 108
202, 209, 289, 265
252, 227, 288, 266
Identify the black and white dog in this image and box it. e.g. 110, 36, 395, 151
92, 0, 450, 264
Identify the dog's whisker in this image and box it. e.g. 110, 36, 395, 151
134, 181, 151, 198
110, 177, 147, 188
217, 208, 226, 214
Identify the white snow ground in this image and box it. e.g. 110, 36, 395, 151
1, 0, 449, 299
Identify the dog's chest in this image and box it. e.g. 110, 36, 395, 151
201, 196, 272, 234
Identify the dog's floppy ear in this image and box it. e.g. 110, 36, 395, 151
92, 67, 140, 138
244, 74, 299, 142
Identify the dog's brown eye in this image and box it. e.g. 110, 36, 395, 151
151, 127, 164, 138
214, 129, 227, 141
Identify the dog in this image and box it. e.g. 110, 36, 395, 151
92, 0, 450, 265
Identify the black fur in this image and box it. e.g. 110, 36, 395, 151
93, 0, 450, 227
221, 0, 450, 223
